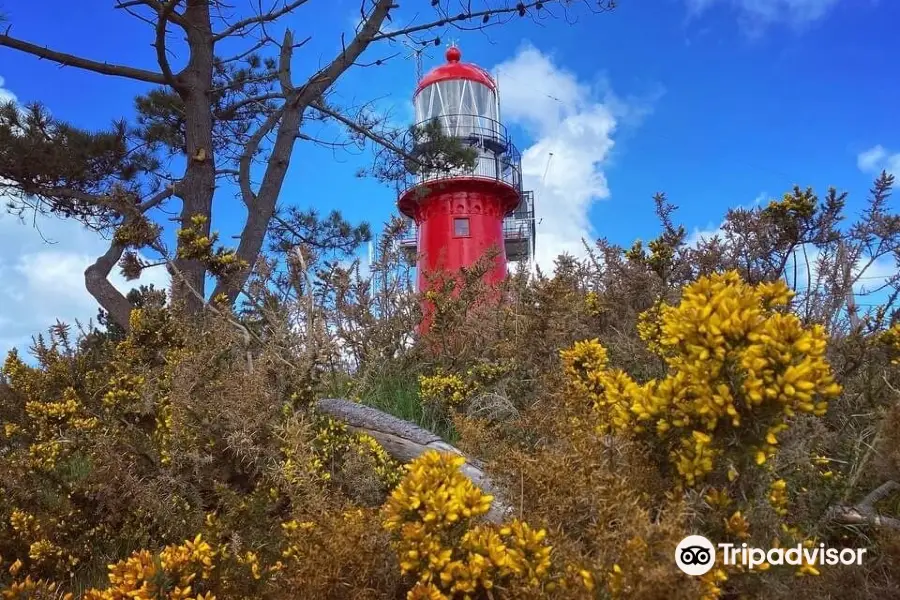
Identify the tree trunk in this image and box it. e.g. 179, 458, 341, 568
171, 0, 216, 314
84, 240, 134, 330
213, 107, 303, 304
315, 398, 512, 523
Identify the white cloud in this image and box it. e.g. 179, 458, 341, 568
0, 212, 168, 358
685, 224, 725, 247
0, 75, 15, 104
493, 45, 628, 272
685, 192, 767, 247
686, 0, 842, 28
857, 144, 900, 176
0, 77, 168, 357
853, 253, 897, 295
494, 47, 588, 136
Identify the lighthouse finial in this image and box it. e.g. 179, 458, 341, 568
446, 45, 461, 63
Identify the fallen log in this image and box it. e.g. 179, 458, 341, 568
315, 398, 511, 523
827, 480, 900, 530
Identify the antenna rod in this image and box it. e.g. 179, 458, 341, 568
542, 152, 554, 185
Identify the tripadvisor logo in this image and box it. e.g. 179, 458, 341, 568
675, 535, 867, 576
675, 535, 716, 576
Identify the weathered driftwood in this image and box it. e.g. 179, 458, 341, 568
827, 480, 900, 530
315, 398, 511, 523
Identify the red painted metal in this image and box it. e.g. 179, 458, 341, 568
399, 178, 519, 331
414, 46, 496, 95
400, 182, 518, 290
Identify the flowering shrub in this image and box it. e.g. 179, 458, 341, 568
383, 451, 551, 598
176, 215, 248, 279
562, 271, 842, 488
881, 323, 900, 364
0, 309, 406, 599
81, 535, 216, 600
555, 271, 862, 591
306, 415, 402, 489
3, 177, 900, 599
419, 371, 469, 407
418, 361, 516, 411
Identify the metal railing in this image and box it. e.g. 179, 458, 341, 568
396, 115, 522, 198
397, 190, 535, 263
421, 113, 508, 146
501, 190, 535, 262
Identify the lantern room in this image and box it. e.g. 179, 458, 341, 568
413, 46, 502, 146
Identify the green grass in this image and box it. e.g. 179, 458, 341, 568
324, 371, 457, 442
362, 373, 458, 443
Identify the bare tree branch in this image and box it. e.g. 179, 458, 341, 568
212, 1, 394, 303
219, 37, 268, 64
154, 0, 182, 87
212, 0, 312, 41
0, 31, 167, 85
370, 0, 567, 42
237, 105, 285, 207
84, 239, 135, 332
310, 101, 411, 159
294, 0, 394, 105
115, 0, 188, 28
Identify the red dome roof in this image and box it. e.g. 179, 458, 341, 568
414, 46, 496, 95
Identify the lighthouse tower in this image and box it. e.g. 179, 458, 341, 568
397, 46, 535, 302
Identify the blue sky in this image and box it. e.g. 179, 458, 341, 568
1, 0, 899, 354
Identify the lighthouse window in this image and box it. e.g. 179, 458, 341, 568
415, 81, 498, 132
453, 217, 470, 237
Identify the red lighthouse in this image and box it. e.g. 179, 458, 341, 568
397, 46, 535, 313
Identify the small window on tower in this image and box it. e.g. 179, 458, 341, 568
453, 217, 470, 238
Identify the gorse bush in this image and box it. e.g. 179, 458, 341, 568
382, 451, 552, 599
2, 177, 900, 599
557, 272, 846, 593
562, 272, 841, 486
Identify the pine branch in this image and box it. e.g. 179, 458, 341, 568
139, 185, 176, 212
215, 92, 285, 120
0, 31, 167, 85
310, 101, 418, 164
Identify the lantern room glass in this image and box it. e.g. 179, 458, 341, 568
414, 79, 500, 142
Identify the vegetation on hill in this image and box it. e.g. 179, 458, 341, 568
2, 174, 899, 599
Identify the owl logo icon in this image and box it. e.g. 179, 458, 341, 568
675, 535, 715, 576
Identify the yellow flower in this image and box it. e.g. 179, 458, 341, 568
84, 535, 217, 598
383, 451, 551, 596
419, 371, 469, 406
561, 271, 841, 488
407, 582, 448, 600
724, 511, 751, 539
768, 479, 789, 516
704, 488, 732, 510
9, 559, 23, 576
